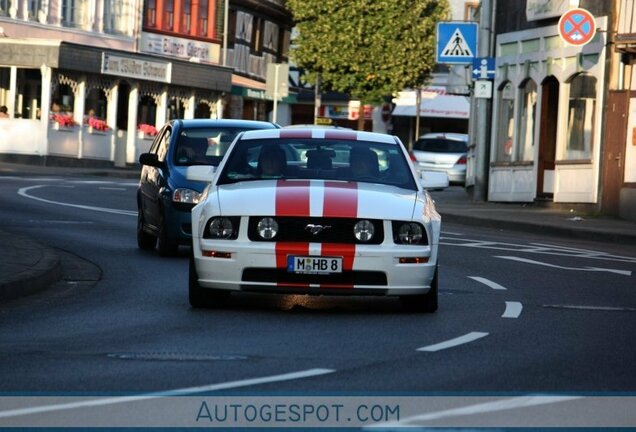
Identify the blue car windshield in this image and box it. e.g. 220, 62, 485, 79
217, 138, 418, 191
174, 128, 256, 166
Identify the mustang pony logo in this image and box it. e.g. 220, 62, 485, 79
304, 224, 332, 235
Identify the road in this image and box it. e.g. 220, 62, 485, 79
0, 173, 635, 425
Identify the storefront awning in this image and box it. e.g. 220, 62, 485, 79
392, 89, 470, 119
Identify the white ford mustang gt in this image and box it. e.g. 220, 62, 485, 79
187, 128, 442, 312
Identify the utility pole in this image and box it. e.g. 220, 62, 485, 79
314, 74, 321, 124
473, 0, 495, 201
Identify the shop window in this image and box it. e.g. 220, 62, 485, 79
495, 81, 515, 162
51, 84, 75, 116
195, 102, 211, 119
138, 95, 157, 127
164, 0, 174, 31
565, 74, 596, 160
0, 67, 9, 107
84, 88, 107, 123
167, 97, 185, 120
145, 0, 156, 27
516, 79, 537, 162
198, 0, 208, 36
15, 69, 42, 119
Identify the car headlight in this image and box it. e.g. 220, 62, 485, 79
394, 222, 425, 245
207, 217, 235, 239
173, 188, 201, 204
353, 219, 375, 242
257, 217, 278, 240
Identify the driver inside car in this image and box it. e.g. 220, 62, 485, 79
350, 147, 379, 179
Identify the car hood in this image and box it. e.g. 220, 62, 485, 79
170, 165, 209, 192
213, 180, 423, 220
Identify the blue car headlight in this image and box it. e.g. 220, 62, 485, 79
172, 188, 201, 204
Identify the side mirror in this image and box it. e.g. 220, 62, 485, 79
139, 153, 161, 168
186, 165, 217, 183
419, 171, 449, 190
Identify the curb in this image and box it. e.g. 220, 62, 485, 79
0, 238, 63, 302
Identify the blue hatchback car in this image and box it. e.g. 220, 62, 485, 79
137, 119, 280, 256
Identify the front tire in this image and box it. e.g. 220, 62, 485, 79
189, 253, 229, 308
401, 265, 438, 313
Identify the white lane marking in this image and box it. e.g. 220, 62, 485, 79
373, 395, 581, 428
495, 256, 632, 276
18, 185, 137, 217
27, 220, 95, 225
442, 238, 636, 264
0, 368, 335, 419
99, 187, 127, 191
543, 304, 636, 312
502, 301, 523, 318
417, 332, 489, 352
468, 276, 507, 291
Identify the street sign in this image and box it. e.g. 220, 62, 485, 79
265, 63, 289, 99
474, 80, 492, 99
472, 57, 495, 80
558, 8, 596, 46
436, 22, 478, 64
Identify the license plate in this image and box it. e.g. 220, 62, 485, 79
287, 256, 343, 274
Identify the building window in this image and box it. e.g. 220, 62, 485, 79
181, 0, 191, 32
145, 0, 156, 27
0, 0, 9, 16
164, 0, 174, 31
104, 0, 127, 34
496, 81, 515, 162
517, 79, 537, 162
28, 0, 43, 21
251, 16, 263, 53
565, 74, 596, 160
198, 0, 208, 36
464, 1, 479, 21
62, 0, 88, 27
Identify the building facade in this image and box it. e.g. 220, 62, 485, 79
484, 1, 628, 215
0, 0, 293, 167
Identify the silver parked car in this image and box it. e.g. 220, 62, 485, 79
410, 133, 468, 185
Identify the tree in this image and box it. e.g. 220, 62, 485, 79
287, 0, 449, 130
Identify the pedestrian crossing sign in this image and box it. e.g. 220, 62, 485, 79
436, 22, 478, 65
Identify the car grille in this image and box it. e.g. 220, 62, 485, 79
242, 268, 388, 286
247, 217, 384, 244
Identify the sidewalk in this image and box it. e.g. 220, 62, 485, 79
1, 161, 635, 302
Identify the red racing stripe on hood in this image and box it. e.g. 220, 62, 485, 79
275, 180, 311, 288
275, 180, 310, 216
321, 181, 358, 288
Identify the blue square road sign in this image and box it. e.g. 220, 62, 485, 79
436, 22, 478, 65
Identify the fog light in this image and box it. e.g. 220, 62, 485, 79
202, 250, 232, 259
399, 257, 429, 264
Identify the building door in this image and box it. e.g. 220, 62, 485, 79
537, 76, 559, 198
601, 91, 629, 215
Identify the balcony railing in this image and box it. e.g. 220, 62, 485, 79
616, 0, 636, 53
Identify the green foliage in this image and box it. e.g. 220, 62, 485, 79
287, 0, 450, 105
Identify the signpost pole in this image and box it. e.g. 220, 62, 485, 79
473, 0, 494, 202
272, 64, 279, 124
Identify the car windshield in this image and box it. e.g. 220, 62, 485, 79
414, 138, 467, 153
217, 138, 418, 190
173, 127, 256, 166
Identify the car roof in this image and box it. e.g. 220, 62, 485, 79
239, 127, 399, 144
282, 124, 352, 130
418, 132, 468, 141
172, 119, 280, 129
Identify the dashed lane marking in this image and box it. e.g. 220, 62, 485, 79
417, 332, 489, 352
468, 276, 507, 290
502, 301, 523, 318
